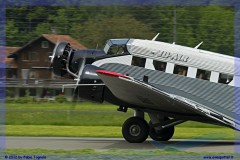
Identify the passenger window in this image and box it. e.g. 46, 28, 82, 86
153, 60, 167, 72
196, 69, 211, 81
173, 65, 188, 76
131, 56, 146, 67
218, 73, 233, 84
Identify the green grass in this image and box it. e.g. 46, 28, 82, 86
5, 102, 237, 139
6, 102, 133, 126
6, 125, 235, 139
6, 102, 224, 128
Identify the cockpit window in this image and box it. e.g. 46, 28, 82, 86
107, 45, 127, 55
104, 39, 130, 55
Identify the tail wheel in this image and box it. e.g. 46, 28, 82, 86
122, 117, 149, 143
149, 118, 174, 141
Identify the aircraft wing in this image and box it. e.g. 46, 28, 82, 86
96, 70, 240, 131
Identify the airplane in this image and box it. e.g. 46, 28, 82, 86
50, 34, 240, 143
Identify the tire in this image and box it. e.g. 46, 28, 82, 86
122, 117, 149, 143
149, 120, 174, 141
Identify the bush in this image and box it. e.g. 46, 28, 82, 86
15, 97, 33, 103
5, 97, 15, 103
55, 95, 67, 103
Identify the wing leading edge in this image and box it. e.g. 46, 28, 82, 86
96, 70, 240, 131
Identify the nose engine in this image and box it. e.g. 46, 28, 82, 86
50, 42, 84, 78
50, 42, 108, 102
50, 42, 106, 79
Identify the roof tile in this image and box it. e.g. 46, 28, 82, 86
42, 34, 86, 49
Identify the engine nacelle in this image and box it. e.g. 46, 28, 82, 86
50, 42, 132, 106
51, 42, 71, 77
51, 42, 106, 79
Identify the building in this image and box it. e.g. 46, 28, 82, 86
5, 47, 19, 79
6, 34, 86, 100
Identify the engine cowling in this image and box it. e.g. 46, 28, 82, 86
51, 42, 106, 79
51, 42, 71, 77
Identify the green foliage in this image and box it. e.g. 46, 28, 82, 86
15, 96, 33, 104
33, 23, 53, 36
5, 97, 15, 103
196, 6, 234, 55
55, 95, 67, 103
6, 125, 234, 140
6, 6, 234, 55
6, 103, 223, 128
71, 15, 155, 48
8, 89, 36, 103
6, 20, 19, 46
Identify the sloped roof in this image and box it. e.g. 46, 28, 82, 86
5, 47, 20, 68
8, 34, 87, 58
42, 34, 87, 49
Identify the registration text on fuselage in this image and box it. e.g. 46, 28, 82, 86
151, 50, 189, 62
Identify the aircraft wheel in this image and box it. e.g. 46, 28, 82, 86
149, 120, 174, 141
122, 117, 149, 143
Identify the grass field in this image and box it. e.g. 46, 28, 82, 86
6, 102, 223, 127
6, 125, 235, 139
5, 102, 236, 139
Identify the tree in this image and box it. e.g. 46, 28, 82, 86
196, 6, 234, 55
70, 15, 155, 48
6, 20, 19, 46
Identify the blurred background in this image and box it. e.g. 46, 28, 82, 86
6, 6, 234, 53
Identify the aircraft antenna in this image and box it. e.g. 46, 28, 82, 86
195, 42, 203, 49
152, 33, 160, 41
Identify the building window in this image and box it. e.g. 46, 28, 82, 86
22, 52, 38, 61
131, 56, 146, 67
6, 69, 17, 78
29, 70, 37, 79
22, 53, 29, 60
153, 60, 166, 72
196, 69, 211, 81
42, 41, 49, 48
218, 73, 233, 84
173, 65, 188, 76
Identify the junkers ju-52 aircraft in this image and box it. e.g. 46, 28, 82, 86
50, 34, 240, 143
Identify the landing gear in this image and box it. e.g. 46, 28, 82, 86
122, 117, 149, 143
121, 111, 184, 143
149, 120, 174, 141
